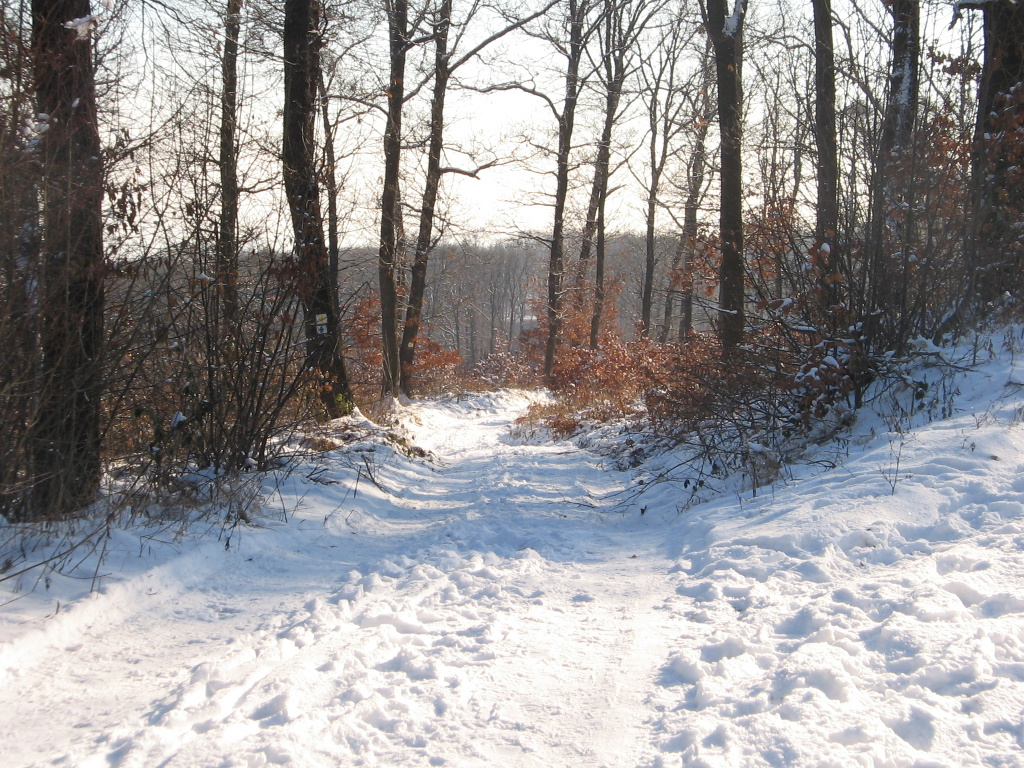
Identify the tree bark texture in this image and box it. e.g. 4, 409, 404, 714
0, 29, 40, 518
283, 0, 353, 416
400, 0, 450, 397
544, 0, 588, 382
584, 50, 624, 343
319, 71, 341, 307
29, 0, 105, 518
811, 0, 838, 273
589, 180, 606, 348
379, 0, 407, 398
218, 0, 242, 320
705, 0, 746, 360
864, 0, 919, 350
970, 0, 1024, 301
664, 110, 710, 343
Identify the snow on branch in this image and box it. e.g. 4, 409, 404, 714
64, 15, 100, 39
951, 0, 1005, 27
63, 0, 113, 40
439, 161, 499, 179
723, 0, 748, 38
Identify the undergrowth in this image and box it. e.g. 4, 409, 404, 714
518, 320, 1013, 513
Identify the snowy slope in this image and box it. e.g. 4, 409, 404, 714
2, 334, 1024, 767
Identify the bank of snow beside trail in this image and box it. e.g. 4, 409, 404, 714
2, 335, 1024, 767
637, 333, 1024, 766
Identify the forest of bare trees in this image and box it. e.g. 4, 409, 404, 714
2, 0, 1022, 520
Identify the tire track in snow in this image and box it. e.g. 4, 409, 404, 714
453, 557, 676, 767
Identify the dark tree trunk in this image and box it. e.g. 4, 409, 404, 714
864, 0, 919, 350
400, 0, 450, 397
705, 0, 747, 360
969, 0, 1024, 301
641, 165, 659, 336
575, 137, 604, 288
578, 0, 651, 336
677, 133, 709, 342
544, 0, 588, 382
319, 72, 340, 309
397, 0, 553, 393
642, 40, 682, 340
589, 184, 606, 348
218, 0, 242, 320
663, 110, 710, 344
630, 3, 675, 338
0, 17, 40, 518
660, 54, 713, 343
812, 0, 839, 283
586, 60, 625, 343
283, 0, 353, 417
29, 0, 105, 518
379, 0, 407, 399
576, 33, 624, 280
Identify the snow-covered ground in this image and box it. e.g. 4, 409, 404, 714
3, 332, 1024, 767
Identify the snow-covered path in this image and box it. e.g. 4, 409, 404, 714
5, 353, 1024, 767
0, 393, 683, 768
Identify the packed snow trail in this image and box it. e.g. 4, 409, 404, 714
5, 347, 1024, 767
0, 392, 684, 768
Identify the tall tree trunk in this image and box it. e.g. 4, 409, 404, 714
577, 0, 651, 335
641, 164, 660, 336
584, 69, 624, 341
29, 0, 105, 518
576, 22, 626, 281
400, 0, 450, 397
379, 0, 407, 399
704, 0, 747, 360
544, 0, 588, 382
641, 25, 687, 341
633, 3, 676, 338
574, 135, 604, 287
811, 0, 839, 289
864, 0, 919, 350
283, 0, 353, 417
218, 0, 242, 320
0, 13, 40, 518
967, 0, 1024, 302
588, 183, 606, 348
319, 72, 340, 310
676, 143, 707, 343
660, 53, 713, 343
397, 0, 553, 392
663, 111, 711, 344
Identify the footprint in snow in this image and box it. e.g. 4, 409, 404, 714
572, 593, 594, 603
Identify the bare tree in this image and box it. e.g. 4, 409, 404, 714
957, 0, 1024, 304
664, 57, 714, 342
701, 0, 747, 359
378, 0, 408, 399
543, 0, 598, 380
283, 0, 354, 415
634, 9, 704, 340
217, 0, 243, 319
581, 0, 658, 346
811, 0, 839, 285
398, 0, 449, 396
398, 0, 554, 396
28, 0, 105, 518
863, 0, 919, 351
